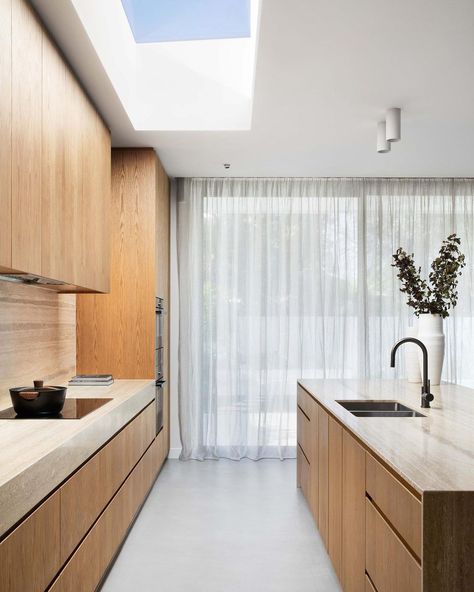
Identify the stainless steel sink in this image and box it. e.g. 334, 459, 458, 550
336, 400, 425, 418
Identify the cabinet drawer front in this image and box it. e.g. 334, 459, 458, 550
365, 575, 377, 592
366, 453, 421, 558
297, 444, 310, 495
0, 491, 61, 592
297, 385, 313, 420
51, 439, 157, 592
366, 499, 421, 592
297, 406, 312, 462
60, 402, 155, 561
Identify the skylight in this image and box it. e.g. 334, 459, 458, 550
121, 0, 251, 44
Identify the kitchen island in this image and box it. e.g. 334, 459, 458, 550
297, 379, 474, 592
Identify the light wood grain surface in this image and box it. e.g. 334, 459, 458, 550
366, 498, 422, 592
0, 0, 12, 268
0, 281, 76, 396
11, 0, 42, 275
0, 378, 154, 538
0, 489, 61, 592
298, 379, 474, 493
76, 149, 158, 378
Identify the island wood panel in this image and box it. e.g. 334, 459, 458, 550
328, 417, 343, 580
342, 430, 366, 592
76, 149, 158, 378
318, 406, 329, 548
0, 490, 61, 592
0, 0, 11, 267
0, 281, 76, 397
60, 403, 155, 563
50, 439, 159, 592
297, 444, 311, 505
297, 406, 312, 462
365, 575, 377, 592
366, 453, 421, 558
11, 0, 42, 276
422, 491, 474, 592
366, 499, 421, 592
309, 396, 320, 524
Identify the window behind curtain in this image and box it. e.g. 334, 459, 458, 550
177, 178, 474, 460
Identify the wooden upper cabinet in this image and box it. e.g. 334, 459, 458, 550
0, 0, 12, 269
11, 0, 42, 276
41, 28, 111, 292
77, 149, 162, 378
1, 0, 111, 292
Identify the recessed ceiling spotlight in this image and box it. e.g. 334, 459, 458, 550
377, 121, 391, 153
386, 107, 401, 142
223, 163, 231, 169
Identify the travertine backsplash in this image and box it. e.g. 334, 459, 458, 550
0, 281, 76, 399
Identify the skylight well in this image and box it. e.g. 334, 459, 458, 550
121, 0, 251, 44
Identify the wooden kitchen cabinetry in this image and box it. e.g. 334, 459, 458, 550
0, 491, 61, 592
77, 149, 171, 452
0, 0, 111, 293
297, 384, 423, 592
0, 402, 167, 592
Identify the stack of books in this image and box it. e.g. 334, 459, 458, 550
68, 374, 114, 387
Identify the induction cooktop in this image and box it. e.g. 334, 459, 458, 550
0, 398, 112, 419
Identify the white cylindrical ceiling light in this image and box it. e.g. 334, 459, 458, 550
377, 121, 391, 153
386, 107, 401, 142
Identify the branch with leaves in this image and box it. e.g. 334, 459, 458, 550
392, 234, 466, 318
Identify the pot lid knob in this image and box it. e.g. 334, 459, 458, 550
33, 380, 44, 389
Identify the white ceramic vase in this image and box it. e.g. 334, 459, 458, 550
405, 325, 421, 383
417, 313, 445, 386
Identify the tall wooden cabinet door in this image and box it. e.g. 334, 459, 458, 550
0, 0, 12, 268
62, 64, 82, 286
342, 430, 366, 592
328, 417, 343, 580
318, 406, 329, 548
11, 0, 42, 275
41, 31, 68, 283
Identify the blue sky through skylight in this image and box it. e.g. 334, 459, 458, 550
121, 0, 251, 43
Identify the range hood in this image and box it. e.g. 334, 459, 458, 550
0, 272, 66, 286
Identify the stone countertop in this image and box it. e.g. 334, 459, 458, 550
0, 379, 155, 538
298, 379, 474, 495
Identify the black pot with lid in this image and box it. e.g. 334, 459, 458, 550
10, 380, 67, 417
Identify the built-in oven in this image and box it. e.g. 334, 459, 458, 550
155, 297, 165, 434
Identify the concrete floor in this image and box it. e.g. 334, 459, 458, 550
101, 459, 341, 592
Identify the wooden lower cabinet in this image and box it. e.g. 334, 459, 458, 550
318, 407, 329, 548
60, 403, 155, 562
0, 404, 167, 592
0, 491, 61, 592
365, 499, 421, 592
297, 387, 423, 592
341, 428, 366, 592
365, 575, 377, 592
328, 417, 343, 580
50, 439, 160, 592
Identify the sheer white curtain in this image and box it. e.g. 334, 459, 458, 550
177, 178, 474, 460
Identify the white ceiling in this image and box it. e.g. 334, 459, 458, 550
33, 0, 474, 178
